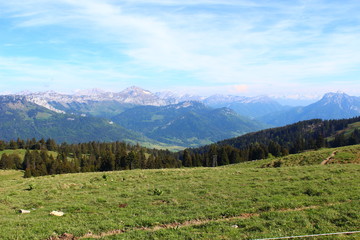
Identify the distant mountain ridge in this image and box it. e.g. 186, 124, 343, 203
11, 86, 293, 119
21, 87, 168, 115
0, 92, 266, 148
260, 92, 360, 126
0, 95, 159, 145
204, 95, 290, 118
5, 88, 360, 124
2, 87, 360, 148
112, 101, 266, 147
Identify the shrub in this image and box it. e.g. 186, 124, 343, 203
153, 188, 163, 196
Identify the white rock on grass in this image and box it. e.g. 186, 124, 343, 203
19, 209, 31, 214
50, 211, 64, 216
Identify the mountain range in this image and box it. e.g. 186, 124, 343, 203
204, 95, 291, 118
112, 101, 265, 147
18, 86, 293, 118
259, 92, 360, 126
1, 87, 359, 148
0, 95, 155, 145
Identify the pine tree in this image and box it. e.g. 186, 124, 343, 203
268, 141, 281, 157
16, 138, 25, 149
219, 147, 229, 166
0, 154, 10, 169
11, 153, 22, 169
146, 155, 156, 169
100, 150, 115, 171
138, 149, 147, 169
183, 149, 192, 167
9, 140, 18, 150
0, 141, 5, 151
24, 168, 32, 178
22, 150, 32, 170
315, 133, 325, 149
45, 139, 57, 151
126, 151, 135, 170
229, 150, 241, 164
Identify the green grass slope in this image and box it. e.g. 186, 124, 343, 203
260, 145, 360, 168
0, 146, 359, 239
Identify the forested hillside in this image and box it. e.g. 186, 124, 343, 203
184, 116, 360, 165
1, 116, 360, 177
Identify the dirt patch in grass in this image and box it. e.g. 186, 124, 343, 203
321, 151, 337, 165
63, 203, 341, 239
47, 233, 76, 240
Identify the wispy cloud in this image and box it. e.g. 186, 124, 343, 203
1, 0, 360, 97
0, 56, 140, 92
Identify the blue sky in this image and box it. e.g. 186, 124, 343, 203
0, 0, 360, 99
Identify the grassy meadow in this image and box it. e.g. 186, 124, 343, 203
0, 145, 359, 239
260, 145, 360, 167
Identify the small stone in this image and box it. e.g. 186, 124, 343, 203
19, 209, 31, 214
231, 224, 239, 228
50, 211, 64, 216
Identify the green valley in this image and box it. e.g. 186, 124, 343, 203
112, 101, 266, 147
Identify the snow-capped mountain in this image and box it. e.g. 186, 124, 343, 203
16, 86, 168, 116
113, 86, 167, 105
0, 94, 153, 144
16, 86, 209, 115
319, 92, 360, 109
22, 86, 167, 106
6, 87, 359, 126
204, 94, 288, 118
303, 92, 360, 117
203, 94, 246, 106
74, 88, 107, 97
155, 91, 205, 104
1, 88, 360, 147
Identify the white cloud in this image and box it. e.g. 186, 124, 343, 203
0, 0, 360, 96
0, 56, 140, 92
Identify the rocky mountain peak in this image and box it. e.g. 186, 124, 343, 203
240, 95, 275, 104
120, 86, 151, 96
175, 101, 204, 109
320, 92, 354, 106
74, 88, 106, 96
204, 94, 246, 105
115, 86, 165, 106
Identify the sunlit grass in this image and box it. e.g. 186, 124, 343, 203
0, 145, 359, 239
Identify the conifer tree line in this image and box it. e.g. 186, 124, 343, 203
0, 139, 181, 177
189, 117, 360, 157
0, 116, 360, 177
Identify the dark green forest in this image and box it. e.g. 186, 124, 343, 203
1, 116, 360, 177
